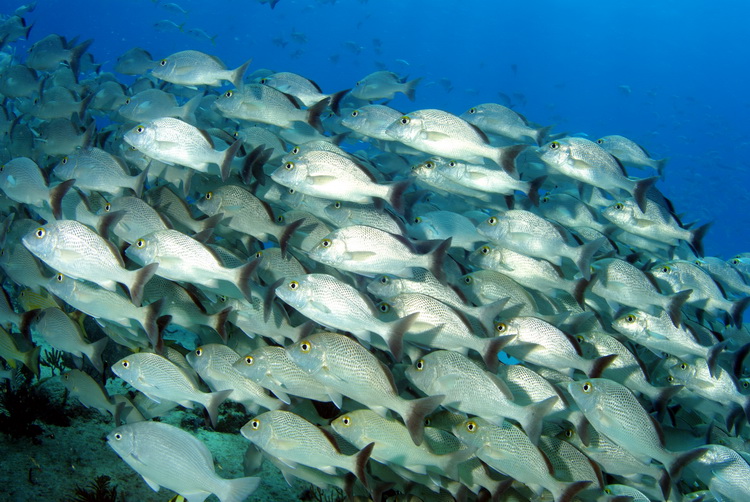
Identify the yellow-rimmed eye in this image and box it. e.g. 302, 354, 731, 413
135, 239, 146, 248
333, 201, 342, 209
494, 322, 507, 333
597, 139, 604, 144
159, 59, 167, 66
121, 360, 130, 369
660, 265, 671, 273
284, 162, 295, 170
291, 146, 300, 155
463, 276, 472, 284
466, 420, 478, 433
254, 251, 263, 258
732, 258, 742, 265
486, 217, 498, 226
582, 381, 593, 393
613, 202, 624, 210
340, 416, 352, 426
351, 110, 359, 117
743, 381, 749, 389
415, 359, 425, 371
277, 215, 284, 223
104, 203, 111, 212
56, 273, 64, 282
61, 156, 68, 164
565, 429, 574, 438
680, 362, 688, 370
259, 78, 267, 84
413, 217, 422, 224
448, 161, 457, 167
625, 314, 637, 323
195, 348, 203, 357
288, 280, 299, 290
379, 276, 390, 284
113, 433, 123, 440
244, 356, 254, 365
250, 419, 260, 430
35, 227, 46, 238
379, 303, 391, 313
124, 98, 131, 104
299, 340, 311, 353
320, 239, 332, 248
549, 141, 560, 149
135, 125, 145, 134
480, 246, 490, 255
667, 375, 674, 383
604, 488, 611, 494
205, 192, 213, 200
399, 115, 410, 125
218, 295, 227, 302
224, 90, 233, 98
576, 334, 585, 342
468, 107, 477, 114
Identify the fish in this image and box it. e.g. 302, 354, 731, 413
151, 50, 251, 88
351, 71, 421, 101
0, 157, 72, 218
596, 134, 667, 176
52, 147, 148, 197
0, 325, 40, 375
118, 89, 201, 123
460, 103, 553, 145
108, 420, 260, 502
258, 71, 348, 112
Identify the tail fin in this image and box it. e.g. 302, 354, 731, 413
496, 144, 526, 176
235, 259, 260, 303
632, 176, 659, 213
689, 222, 712, 257
655, 157, 668, 179
522, 395, 559, 445
526, 175, 547, 207
212, 307, 233, 343
306, 97, 330, 133
426, 237, 452, 283
220, 140, 241, 182
535, 125, 555, 146
354, 442, 374, 489
575, 238, 605, 281
129, 262, 158, 307
69, 38, 94, 76
556, 480, 591, 502
666, 289, 692, 327
588, 353, 618, 378
385, 179, 411, 214
142, 297, 165, 346
328, 88, 350, 115
481, 334, 514, 372
49, 179, 76, 220
24, 344, 41, 377
383, 311, 419, 361
179, 94, 203, 124
730, 296, 750, 328
218, 476, 261, 502
666, 447, 707, 481
404, 394, 444, 446
132, 165, 149, 198
404, 77, 422, 101
85, 336, 108, 374
230, 58, 252, 89
204, 388, 233, 428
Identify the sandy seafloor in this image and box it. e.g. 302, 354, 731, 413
0, 336, 319, 502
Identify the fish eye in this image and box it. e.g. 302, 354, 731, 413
255, 251, 263, 258
379, 303, 390, 313
468, 107, 476, 114
448, 161, 457, 167
114, 433, 122, 440
61, 156, 68, 164
121, 360, 130, 369
277, 215, 284, 223
399, 115, 410, 125
135, 125, 145, 134
135, 239, 146, 248
159, 59, 167, 66
104, 203, 111, 212
625, 314, 636, 323
423, 161, 434, 169
743, 381, 749, 389
576, 334, 585, 342
124, 98, 131, 104
56, 273, 64, 282
565, 429, 574, 438
582, 382, 593, 393
597, 139, 604, 144
604, 488, 611, 494
466, 420, 478, 433
680, 362, 688, 370
351, 110, 359, 117
413, 217, 422, 224
667, 375, 674, 383
660, 266, 671, 273
288, 280, 299, 290
205, 192, 213, 200
259, 78, 267, 84
415, 359, 425, 371
494, 322, 507, 333
463, 276, 472, 284
245, 356, 254, 365
224, 90, 233, 98
549, 141, 560, 150
291, 146, 300, 154
250, 419, 260, 430
218, 295, 227, 302
299, 340, 311, 353
355, 81, 361, 86
541, 196, 550, 203
195, 348, 203, 357
341, 416, 351, 426
321, 238, 332, 248
614, 203, 624, 210
284, 162, 295, 170
480, 246, 490, 255
379, 276, 389, 284
329, 201, 341, 210
35, 227, 46, 239
487, 217, 498, 226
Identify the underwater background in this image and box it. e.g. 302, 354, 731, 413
2, 0, 750, 501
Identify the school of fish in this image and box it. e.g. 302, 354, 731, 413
2, 4, 750, 502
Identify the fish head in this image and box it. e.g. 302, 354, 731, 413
107, 424, 137, 458
111, 355, 140, 386
195, 190, 222, 216
385, 113, 424, 144
404, 354, 440, 392
323, 201, 352, 226
468, 244, 503, 270
601, 200, 637, 226
648, 262, 679, 290
475, 214, 508, 242
492, 318, 522, 339
409, 158, 442, 182
150, 55, 179, 81
567, 378, 618, 414
366, 274, 402, 299
285, 334, 327, 375
270, 159, 309, 190
45, 272, 76, 298
306, 235, 346, 267
666, 358, 699, 386
124, 235, 157, 266
537, 138, 573, 168
21, 223, 59, 260
232, 350, 266, 380
273, 276, 313, 310
123, 122, 157, 152
611, 310, 647, 338
213, 88, 246, 117
330, 409, 372, 445
51, 153, 77, 181
452, 417, 489, 450
240, 411, 282, 450
185, 345, 211, 374
340, 108, 368, 132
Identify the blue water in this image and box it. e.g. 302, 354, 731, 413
15, 0, 750, 257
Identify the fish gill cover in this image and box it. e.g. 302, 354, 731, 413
0, 0, 749, 501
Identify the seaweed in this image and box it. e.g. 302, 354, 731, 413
62, 475, 120, 502
299, 486, 346, 502
41, 347, 74, 376
0, 372, 70, 441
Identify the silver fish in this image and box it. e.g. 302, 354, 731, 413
151, 50, 251, 88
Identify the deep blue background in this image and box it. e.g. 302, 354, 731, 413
13, 0, 750, 258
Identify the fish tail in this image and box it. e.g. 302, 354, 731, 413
689, 222, 712, 257
279, 218, 305, 258
666, 289, 692, 327
706, 340, 728, 378
85, 336, 108, 374
730, 296, 750, 328
240, 144, 274, 185
732, 342, 750, 378
216, 476, 260, 502
426, 237, 452, 283
213, 306, 233, 343
205, 389, 233, 428
69, 38, 93, 77
588, 353, 618, 378
143, 297, 165, 347
133, 165, 149, 198
24, 344, 41, 377
19, 308, 40, 342
129, 262, 159, 307
481, 334, 514, 372
555, 480, 591, 502
526, 175, 547, 207
220, 140, 241, 182
328, 88, 350, 115
572, 277, 589, 307
658, 470, 672, 500
384, 311, 419, 361
632, 176, 659, 212
179, 94, 203, 124
496, 144, 526, 176
306, 97, 330, 133
236, 259, 261, 303
523, 395, 559, 445
354, 442, 374, 489
97, 209, 125, 240
575, 238, 606, 281
230, 58, 253, 89
404, 394, 444, 446
535, 125, 555, 146
650, 384, 683, 420
404, 77, 422, 101
655, 157, 668, 179
666, 447, 708, 482
199, 212, 226, 233
49, 179, 75, 220
386, 179, 411, 214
